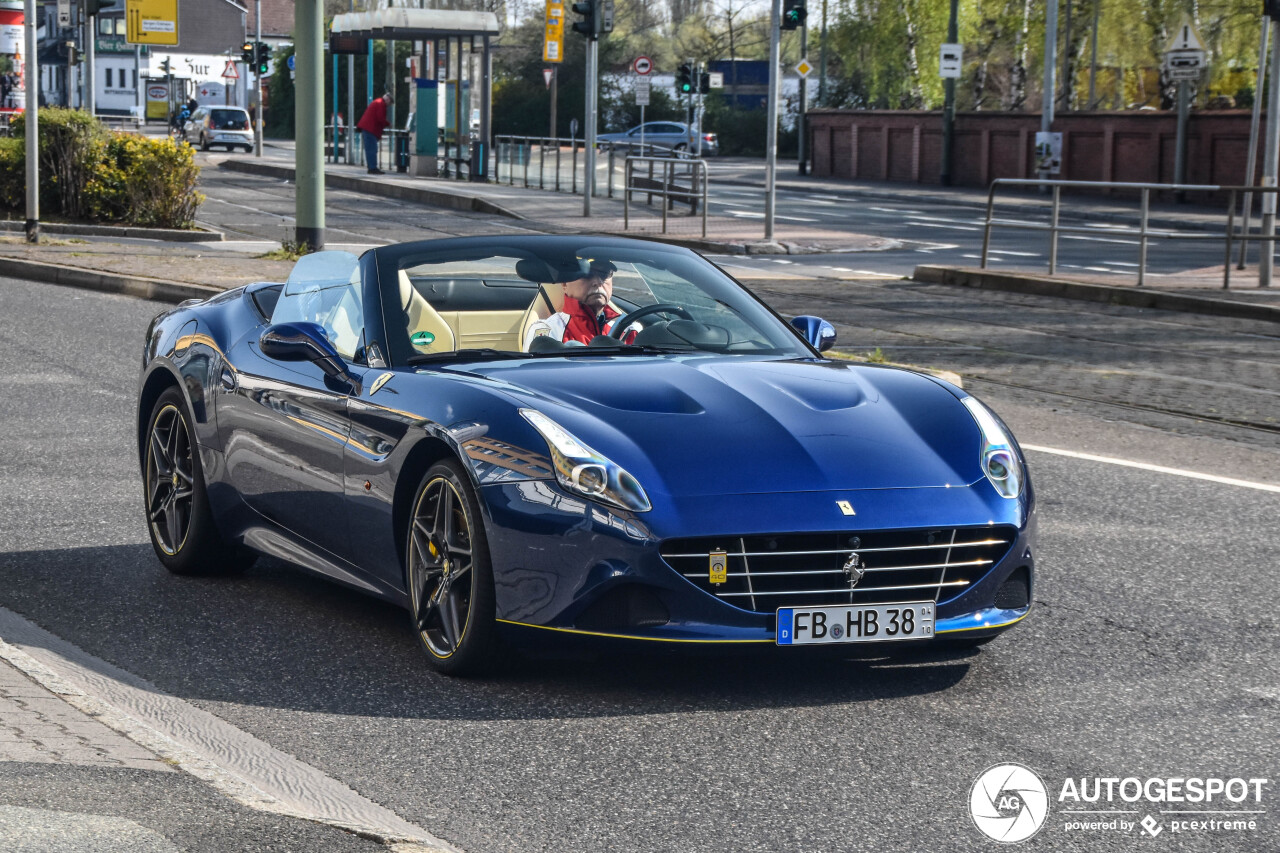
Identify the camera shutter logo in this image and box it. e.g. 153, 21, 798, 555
969, 763, 1050, 843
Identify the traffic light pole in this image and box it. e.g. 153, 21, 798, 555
583, 36, 597, 216
765, 0, 781, 241
255, 0, 263, 157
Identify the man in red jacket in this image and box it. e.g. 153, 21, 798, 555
356, 91, 393, 174
523, 260, 641, 347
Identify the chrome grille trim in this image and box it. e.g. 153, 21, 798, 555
715, 581, 970, 598
661, 539, 1009, 559
660, 527, 1017, 614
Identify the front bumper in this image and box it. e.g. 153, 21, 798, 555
481, 479, 1035, 646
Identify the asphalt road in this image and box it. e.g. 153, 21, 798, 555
1, 276, 1277, 852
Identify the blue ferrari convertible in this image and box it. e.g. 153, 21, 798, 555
137, 236, 1035, 674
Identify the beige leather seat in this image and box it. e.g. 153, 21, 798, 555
399, 271, 456, 355
517, 284, 565, 350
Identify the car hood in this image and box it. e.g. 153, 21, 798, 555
451, 356, 984, 498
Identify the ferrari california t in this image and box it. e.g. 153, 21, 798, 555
137, 235, 1035, 674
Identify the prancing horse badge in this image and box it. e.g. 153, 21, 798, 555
836, 500, 856, 516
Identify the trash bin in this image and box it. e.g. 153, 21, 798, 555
396, 133, 410, 173
469, 140, 486, 182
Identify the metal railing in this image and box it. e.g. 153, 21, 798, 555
623, 155, 708, 238
494, 135, 692, 197
981, 178, 1280, 289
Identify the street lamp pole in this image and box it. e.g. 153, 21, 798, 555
764, 0, 780, 241
24, 0, 38, 243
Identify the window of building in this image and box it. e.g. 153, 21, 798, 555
105, 68, 112, 87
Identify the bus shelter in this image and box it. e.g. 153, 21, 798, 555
330, 9, 499, 180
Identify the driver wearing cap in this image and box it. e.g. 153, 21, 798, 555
524, 259, 640, 347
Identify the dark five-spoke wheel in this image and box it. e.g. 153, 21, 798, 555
146, 402, 195, 555
407, 460, 496, 675
143, 387, 253, 576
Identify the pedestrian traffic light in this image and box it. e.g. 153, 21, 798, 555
241, 42, 255, 63
256, 42, 270, 75
571, 0, 598, 39
699, 71, 711, 94
677, 63, 693, 95
66, 42, 80, 66
782, 0, 807, 30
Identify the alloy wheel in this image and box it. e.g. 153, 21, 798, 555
409, 476, 476, 659
145, 404, 195, 555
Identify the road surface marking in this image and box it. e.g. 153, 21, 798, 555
1023, 445, 1280, 493
989, 249, 1041, 257
911, 222, 981, 232
0, 607, 460, 852
1061, 234, 1139, 245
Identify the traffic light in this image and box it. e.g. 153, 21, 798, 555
599, 0, 614, 34
241, 42, 255, 63
781, 0, 807, 30
677, 64, 693, 95
159, 58, 172, 75
66, 42, 79, 66
699, 71, 711, 94
86, 0, 107, 15
1268, 0, 1280, 20
256, 42, 271, 75
571, 0, 598, 39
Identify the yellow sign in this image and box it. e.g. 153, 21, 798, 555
126, 0, 178, 47
543, 0, 564, 63
709, 550, 727, 585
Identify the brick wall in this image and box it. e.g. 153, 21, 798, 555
807, 110, 1260, 197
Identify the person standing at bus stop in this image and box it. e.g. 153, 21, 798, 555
356, 91, 393, 175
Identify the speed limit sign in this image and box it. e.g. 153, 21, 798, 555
633, 56, 652, 75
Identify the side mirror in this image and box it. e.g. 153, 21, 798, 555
790, 315, 837, 352
260, 322, 358, 389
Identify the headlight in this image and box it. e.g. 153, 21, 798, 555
520, 409, 652, 512
961, 396, 1024, 499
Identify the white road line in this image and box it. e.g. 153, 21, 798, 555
912, 222, 981, 232
775, 215, 821, 222
853, 270, 901, 277
1023, 445, 1280, 493
989, 249, 1040, 257
0, 607, 460, 852
1061, 234, 1139, 245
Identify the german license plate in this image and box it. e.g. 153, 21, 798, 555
776, 602, 935, 645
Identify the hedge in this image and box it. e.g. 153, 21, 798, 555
1, 108, 203, 229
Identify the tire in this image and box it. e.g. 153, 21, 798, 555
406, 460, 497, 675
674, 143, 687, 153
143, 387, 253, 576
199, 133, 210, 152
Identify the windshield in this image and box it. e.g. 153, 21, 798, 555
375, 238, 811, 366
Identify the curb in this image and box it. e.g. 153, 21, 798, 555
0, 220, 225, 242
0, 256, 220, 304
219, 159, 522, 220
913, 265, 1280, 325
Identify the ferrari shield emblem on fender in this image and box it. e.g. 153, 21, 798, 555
369, 372, 394, 396
837, 500, 856, 516
709, 549, 728, 585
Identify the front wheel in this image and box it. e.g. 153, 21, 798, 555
406, 460, 498, 675
144, 387, 253, 576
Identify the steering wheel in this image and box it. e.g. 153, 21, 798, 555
608, 303, 693, 338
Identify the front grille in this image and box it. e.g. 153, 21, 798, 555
661, 527, 1016, 613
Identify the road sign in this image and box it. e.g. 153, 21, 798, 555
1035, 131, 1062, 175
634, 77, 649, 106
57, 0, 71, 28
708, 71, 723, 88
1165, 50, 1205, 80
1166, 16, 1206, 53
543, 68, 553, 87
125, 0, 178, 47
543, 0, 564, 63
939, 43, 962, 78
222, 60, 239, 79
287, 53, 295, 71
633, 55, 652, 75
795, 58, 813, 78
